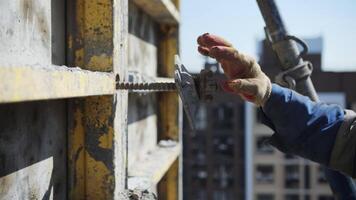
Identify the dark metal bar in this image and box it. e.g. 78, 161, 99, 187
257, 0, 319, 101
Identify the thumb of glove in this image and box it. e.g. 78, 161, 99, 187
222, 77, 271, 106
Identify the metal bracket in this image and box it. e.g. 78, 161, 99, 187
174, 56, 201, 129
275, 61, 313, 89
264, 28, 309, 59
174, 55, 219, 129
117, 56, 219, 129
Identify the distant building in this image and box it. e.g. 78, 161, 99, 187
183, 60, 246, 200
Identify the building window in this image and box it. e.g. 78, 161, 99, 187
195, 104, 207, 130
285, 165, 300, 188
317, 166, 328, 184
285, 194, 299, 200
193, 169, 207, 187
213, 135, 234, 156
257, 194, 274, 200
256, 136, 274, 154
304, 165, 310, 189
213, 165, 234, 188
194, 189, 207, 200
193, 151, 206, 166
284, 154, 297, 160
212, 103, 234, 129
190, 133, 206, 153
318, 195, 334, 200
256, 165, 274, 184
213, 190, 233, 200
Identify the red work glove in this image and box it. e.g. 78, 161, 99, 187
197, 33, 272, 106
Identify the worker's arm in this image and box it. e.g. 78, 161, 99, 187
197, 33, 356, 178
261, 83, 356, 178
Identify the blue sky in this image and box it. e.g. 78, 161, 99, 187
180, 0, 356, 73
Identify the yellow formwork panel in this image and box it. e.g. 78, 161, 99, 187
158, 24, 180, 200
158, 24, 180, 140
67, 0, 127, 199
158, 159, 180, 200
69, 96, 117, 199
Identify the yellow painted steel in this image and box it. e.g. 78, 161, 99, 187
172, 0, 180, 11
66, 0, 180, 198
69, 96, 117, 199
158, 23, 180, 200
67, 0, 123, 199
158, 159, 179, 200
158, 25, 180, 140
71, 0, 113, 72
0, 66, 115, 103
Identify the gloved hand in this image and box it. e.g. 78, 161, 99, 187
197, 33, 272, 106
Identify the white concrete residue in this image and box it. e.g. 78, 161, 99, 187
1, 64, 114, 78
46, 65, 114, 77
126, 177, 157, 200
128, 114, 157, 168
158, 140, 177, 148
0, 0, 51, 67
128, 177, 153, 191
127, 34, 157, 78
0, 157, 53, 200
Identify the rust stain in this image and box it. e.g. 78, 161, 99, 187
73, 146, 83, 187
20, 0, 50, 48
68, 102, 86, 198
87, 55, 112, 72
69, 96, 115, 199
83, 96, 114, 171
75, 48, 84, 66
68, 35, 73, 49
67, 0, 119, 199
35, 10, 50, 47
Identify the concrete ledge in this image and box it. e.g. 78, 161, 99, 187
131, 0, 180, 24
128, 141, 181, 184
0, 65, 115, 103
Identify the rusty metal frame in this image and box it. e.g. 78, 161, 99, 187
157, 21, 181, 199
66, 0, 128, 199
66, 0, 181, 199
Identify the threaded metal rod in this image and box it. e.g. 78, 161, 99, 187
116, 82, 176, 92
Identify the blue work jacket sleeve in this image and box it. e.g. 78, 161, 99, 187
260, 84, 344, 166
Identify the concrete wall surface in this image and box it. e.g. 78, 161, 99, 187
0, 101, 67, 200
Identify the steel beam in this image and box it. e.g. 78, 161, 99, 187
157, 24, 181, 200
67, 0, 128, 199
